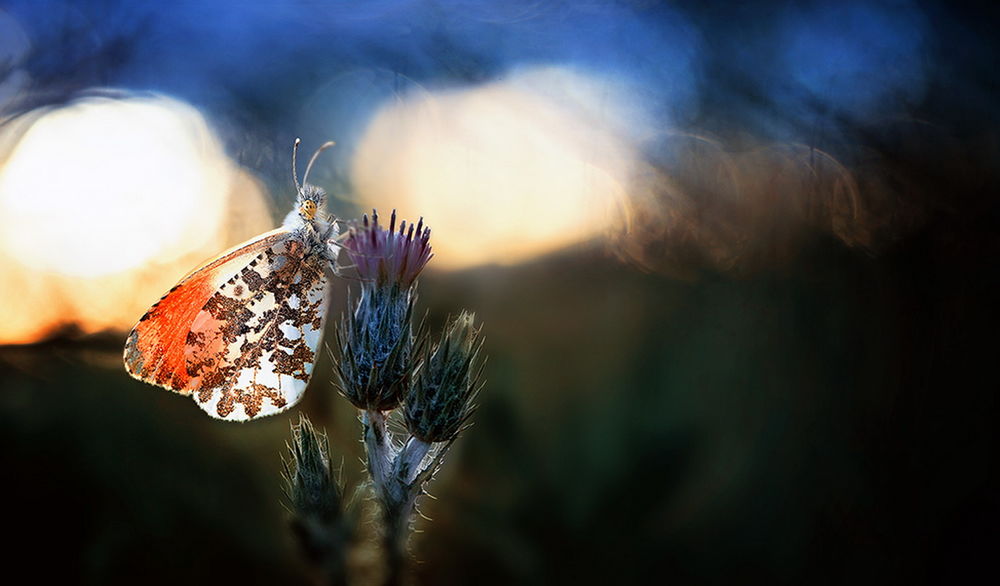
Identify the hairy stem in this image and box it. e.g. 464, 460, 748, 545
396, 436, 432, 485
363, 410, 393, 488
362, 412, 435, 586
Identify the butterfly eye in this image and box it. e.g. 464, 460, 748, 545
300, 200, 317, 220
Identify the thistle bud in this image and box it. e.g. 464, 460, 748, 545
334, 285, 414, 410
404, 311, 484, 443
282, 416, 352, 584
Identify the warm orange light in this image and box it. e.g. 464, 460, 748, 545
0, 94, 273, 345
351, 67, 641, 269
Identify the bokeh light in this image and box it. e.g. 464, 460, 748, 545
1, 96, 231, 276
351, 67, 639, 268
0, 94, 272, 344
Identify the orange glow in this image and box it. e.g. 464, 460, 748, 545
351, 67, 640, 269
0, 95, 273, 345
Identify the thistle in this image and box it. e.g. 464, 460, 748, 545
329, 209, 484, 586
334, 210, 432, 411
344, 209, 432, 289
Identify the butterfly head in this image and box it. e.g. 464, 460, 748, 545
297, 184, 325, 221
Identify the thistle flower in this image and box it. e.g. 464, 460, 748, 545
334, 209, 432, 411
404, 312, 484, 443
343, 209, 432, 289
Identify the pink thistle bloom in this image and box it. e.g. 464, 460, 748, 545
344, 209, 432, 288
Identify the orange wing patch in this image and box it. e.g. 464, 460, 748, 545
124, 229, 290, 393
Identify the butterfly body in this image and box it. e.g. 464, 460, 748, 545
124, 144, 342, 421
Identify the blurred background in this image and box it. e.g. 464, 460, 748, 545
1, 0, 998, 583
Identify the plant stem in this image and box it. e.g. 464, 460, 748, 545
396, 436, 431, 485
363, 410, 393, 488
381, 494, 410, 586
363, 410, 420, 586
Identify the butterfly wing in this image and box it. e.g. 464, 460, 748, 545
124, 228, 292, 392
184, 236, 329, 420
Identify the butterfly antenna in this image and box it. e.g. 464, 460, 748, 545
303, 141, 336, 187
292, 138, 303, 193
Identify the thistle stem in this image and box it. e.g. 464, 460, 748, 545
363, 410, 424, 586
396, 436, 432, 485
363, 410, 394, 488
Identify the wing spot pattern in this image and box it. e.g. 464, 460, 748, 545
184, 236, 328, 420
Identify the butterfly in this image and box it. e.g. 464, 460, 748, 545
124, 139, 344, 421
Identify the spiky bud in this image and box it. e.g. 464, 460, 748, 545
404, 311, 484, 443
282, 416, 352, 584
334, 285, 415, 410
